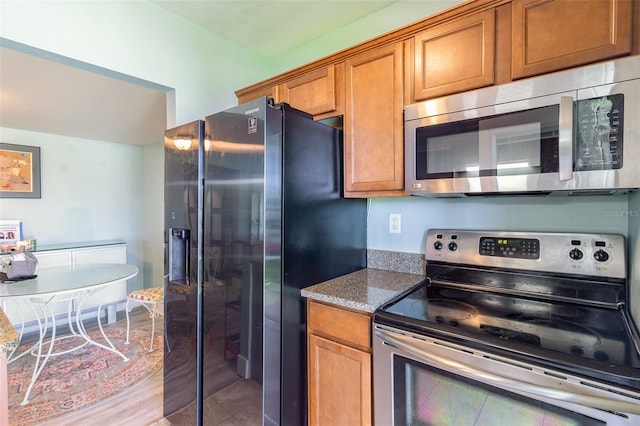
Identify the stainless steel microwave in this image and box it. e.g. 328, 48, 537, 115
405, 56, 640, 196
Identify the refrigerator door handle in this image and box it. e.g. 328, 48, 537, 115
168, 227, 191, 286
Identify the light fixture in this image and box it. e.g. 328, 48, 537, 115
173, 136, 192, 151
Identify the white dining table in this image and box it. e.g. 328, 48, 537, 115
0, 263, 138, 405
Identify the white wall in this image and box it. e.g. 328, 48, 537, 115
0, 127, 145, 283
367, 195, 630, 253
268, 0, 466, 74
142, 142, 165, 287
0, 0, 271, 289
0, 1, 270, 124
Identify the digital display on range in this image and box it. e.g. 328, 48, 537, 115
479, 236, 540, 259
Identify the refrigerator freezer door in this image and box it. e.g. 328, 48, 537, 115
163, 120, 204, 419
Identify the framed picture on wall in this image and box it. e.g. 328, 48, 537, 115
0, 143, 41, 198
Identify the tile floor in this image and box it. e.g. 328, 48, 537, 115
156, 379, 263, 426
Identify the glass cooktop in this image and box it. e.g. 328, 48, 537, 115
375, 282, 640, 392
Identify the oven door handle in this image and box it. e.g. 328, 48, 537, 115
376, 330, 640, 415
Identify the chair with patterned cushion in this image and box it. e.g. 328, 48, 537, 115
125, 286, 164, 352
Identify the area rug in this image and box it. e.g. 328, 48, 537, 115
7, 326, 163, 425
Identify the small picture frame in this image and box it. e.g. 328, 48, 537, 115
0, 143, 41, 198
0, 220, 23, 246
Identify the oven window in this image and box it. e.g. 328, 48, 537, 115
393, 355, 603, 426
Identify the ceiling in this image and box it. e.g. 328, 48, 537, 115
152, 0, 399, 57
0, 1, 399, 146
0, 45, 169, 146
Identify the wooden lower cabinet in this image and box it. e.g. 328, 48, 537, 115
307, 300, 372, 426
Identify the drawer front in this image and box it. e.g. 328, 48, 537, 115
308, 300, 371, 349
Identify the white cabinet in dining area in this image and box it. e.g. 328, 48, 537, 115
2, 241, 127, 328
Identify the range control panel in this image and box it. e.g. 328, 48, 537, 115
425, 229, 626, 279
479, 236, 540, 259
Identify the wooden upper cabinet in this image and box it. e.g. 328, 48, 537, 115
511, 0, 633, 79
236, 84, 279, 105
344, 42, 405, 197
279, 63, 344, 119
411, 8, 496, 102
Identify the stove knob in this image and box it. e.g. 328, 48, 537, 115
448, 242, 458, 252
433, 241, 443, 250
593, 249, 609, 262
569, 248, 583, 260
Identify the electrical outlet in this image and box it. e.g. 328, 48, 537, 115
389, 213, 401, 234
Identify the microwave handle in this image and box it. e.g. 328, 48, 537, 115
558, 96, 574, 181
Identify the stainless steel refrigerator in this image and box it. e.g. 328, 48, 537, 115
163, 97, 367, 425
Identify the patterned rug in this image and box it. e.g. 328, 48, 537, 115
7, 325, 163, 425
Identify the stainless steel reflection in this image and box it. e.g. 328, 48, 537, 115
163, 99, 367, 426
425, 230, 626, 279
373, 229, 640, 425
373, 324, 640, 425
405, 55, 640, 196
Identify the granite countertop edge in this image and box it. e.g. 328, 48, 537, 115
301, 267, 426, 313
0, 307, 19, 354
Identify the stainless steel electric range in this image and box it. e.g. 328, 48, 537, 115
373, 230, 640, 426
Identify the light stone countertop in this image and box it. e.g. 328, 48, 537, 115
301, 268, 426, 313
0, 307, 19, 354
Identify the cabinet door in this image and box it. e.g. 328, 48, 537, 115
236, 85, 279, 105
308, 334, 371, 426
34, 251, 72, 268
512, 0, 633, 79
279, 63, 344, 119
412, 8, 496, 102
344, 42, 405, 197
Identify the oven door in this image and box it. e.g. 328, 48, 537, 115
373, 324, 640, 426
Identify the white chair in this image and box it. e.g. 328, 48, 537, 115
125, 286, 164, 352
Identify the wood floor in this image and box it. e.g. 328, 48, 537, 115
15, 308, 262, 426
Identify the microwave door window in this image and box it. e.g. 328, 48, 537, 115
427, 133, 479, 177
479, 123, 541, 176
417, 119, 480, 179
478, 106, 560, 176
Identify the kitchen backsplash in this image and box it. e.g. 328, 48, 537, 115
367, 249, 425, 275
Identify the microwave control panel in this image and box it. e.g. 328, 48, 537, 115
575, 93, 624, 171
